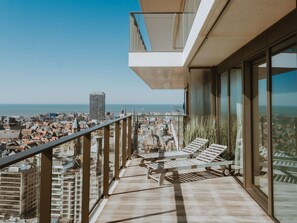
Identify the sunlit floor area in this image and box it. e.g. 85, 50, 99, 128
273, 179, 297, 223
95, 159, 273, 223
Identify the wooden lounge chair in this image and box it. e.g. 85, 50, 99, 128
272, 152, 297, 183
139, 138, 209, 166
147, 144, 233, 186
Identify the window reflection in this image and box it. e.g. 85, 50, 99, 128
272, 44, 297, 223
219, 72, 228, 147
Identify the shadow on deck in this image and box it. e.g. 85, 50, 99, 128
95, 158, 273, 223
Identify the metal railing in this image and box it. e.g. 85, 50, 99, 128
0, 114, 186, 222
0, 116, 133, 223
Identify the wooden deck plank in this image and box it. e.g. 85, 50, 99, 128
96, 158, 273, 223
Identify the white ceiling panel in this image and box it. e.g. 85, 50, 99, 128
190, 0, 296, 66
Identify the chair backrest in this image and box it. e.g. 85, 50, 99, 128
196, 144, 227, 163
182, 138, 209, 154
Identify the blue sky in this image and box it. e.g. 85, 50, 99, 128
0, 0, 184, 104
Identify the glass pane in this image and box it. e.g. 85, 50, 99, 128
130, 1, 201, 52
272, 44, 297, 222
0, 155, 40, 222
219, 72, 228, 146
51, 137, 83, 223
252, 61, 268, 196
230, 68, 243, 182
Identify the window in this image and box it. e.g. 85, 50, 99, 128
272, 43, 297, 222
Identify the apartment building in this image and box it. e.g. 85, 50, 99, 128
51, 159, 82, 223
0, 163, 38, 220
51, 147, 102, 223
89, 92, 105, 121
129, 0, 297, 222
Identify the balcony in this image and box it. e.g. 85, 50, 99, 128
0, 114, 274, 222
96, 158, 272, 223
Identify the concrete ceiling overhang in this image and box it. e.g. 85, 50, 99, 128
129, 52, 186, 89
189, 0, 296, 67
131, 67, 187, 89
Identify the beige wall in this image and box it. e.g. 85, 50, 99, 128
188, 68, 215, 116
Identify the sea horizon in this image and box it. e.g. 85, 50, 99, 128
0, 103, 184, 117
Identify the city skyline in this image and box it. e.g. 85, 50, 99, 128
0, 0, 184, 105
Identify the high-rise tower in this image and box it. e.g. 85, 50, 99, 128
89, 92, 105, 120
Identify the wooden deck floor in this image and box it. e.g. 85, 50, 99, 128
95, 159, 273, 223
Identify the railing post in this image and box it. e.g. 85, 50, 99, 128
132, 115, 139, 156
114, 122, 120, 180
127, 116, 132, 159
103, 126, 110, 197
183, 115, 186, 148
39, 150, 53, 223
82, 134, 91, 223
96, 136, 103, 176
122, 119, 127, 168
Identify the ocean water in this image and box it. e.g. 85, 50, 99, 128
259, 105, 297, 116
1, 104, 295, 117
0, 104, 184, 117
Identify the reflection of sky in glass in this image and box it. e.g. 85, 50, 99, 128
258, 79, 267, 106
272, 44, 297, 109
230, 69, 242, 116
272, 45, 297, 116
272, 70, 297, 106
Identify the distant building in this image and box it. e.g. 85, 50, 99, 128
0, 130, 21, 143
0, 164, 39, 220
89, 92, 105, 120
72, 118, 80, 134
50, 156, 100, 223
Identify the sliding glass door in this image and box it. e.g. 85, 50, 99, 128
230, 68, 243, 182
272, 43, 297, 223
252, 59, 269, 196
218, 68, 243, 182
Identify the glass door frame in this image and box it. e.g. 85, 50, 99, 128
250, 56, 270, 202
243, 51, 271, 214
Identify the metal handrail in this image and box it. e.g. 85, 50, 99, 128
135, 114, 186, 117
0, 113, 185, 222
0, 115, 133, 222
0, 114, 186, 168
0, 115, 132, 169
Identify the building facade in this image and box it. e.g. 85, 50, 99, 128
89, 92, 105, 121
129, 1, 297, 222
0, 164, 39, 220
